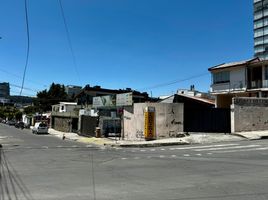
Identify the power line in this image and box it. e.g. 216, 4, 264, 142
10, 83, 38, 92
58, 0, 81, 83
20, 0, 30, 96
138, 71, 210, 91
0, 67, 47, 88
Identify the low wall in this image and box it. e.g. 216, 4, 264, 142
231, 97, 268, 132
123, 103, 183, 140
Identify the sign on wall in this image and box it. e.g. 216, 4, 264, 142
144, 106, 155, 140
93, 95, 116, 108
116, 92, 133, 106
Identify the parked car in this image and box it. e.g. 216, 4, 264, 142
15, 121, 25, 129
7, 120, 16, 126
32, 122, 48, 134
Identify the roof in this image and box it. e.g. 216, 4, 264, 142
159, 94, 215, 105
208, 57, 260, 71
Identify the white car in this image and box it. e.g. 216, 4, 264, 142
32, 122, 48, 134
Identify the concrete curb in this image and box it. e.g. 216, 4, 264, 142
104, 141, 190, 148
230, 133, 252, 139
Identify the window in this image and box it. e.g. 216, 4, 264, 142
213, 71, 230, 84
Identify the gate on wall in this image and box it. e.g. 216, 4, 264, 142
184, 108, 231, 133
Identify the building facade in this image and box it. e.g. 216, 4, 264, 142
208, 57, 268, 108
65, 85, 82, 98
254, 0, 268, 60
0, 82, 10, 98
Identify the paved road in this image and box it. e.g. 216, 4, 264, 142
1, 124, 268, 200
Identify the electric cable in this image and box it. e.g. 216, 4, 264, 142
58, 0, 81, 83
138, 71, 210, 91
20, 0, 30, 96
0, 67, 47, 88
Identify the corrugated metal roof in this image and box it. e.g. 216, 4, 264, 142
208, 57, 260, 71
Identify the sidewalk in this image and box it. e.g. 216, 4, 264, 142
48, 128, 112, 146
232, 130, 268, 140
48, 129, 245, 148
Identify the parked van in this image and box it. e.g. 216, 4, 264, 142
32, 122, 48, 134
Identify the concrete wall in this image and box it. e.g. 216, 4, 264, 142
216, 93, 250, 108
123, 103, 183, 140
231, 97, 268, 132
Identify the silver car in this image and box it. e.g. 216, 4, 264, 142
32, 122, 48, 134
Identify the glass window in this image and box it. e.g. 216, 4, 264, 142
213, 71, 230, 84
265, 65, 268, 80
255, 28, 264, 37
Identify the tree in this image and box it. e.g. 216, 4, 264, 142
35, 83, 69, 112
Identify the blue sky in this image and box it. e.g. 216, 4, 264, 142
0, 0, 253, 97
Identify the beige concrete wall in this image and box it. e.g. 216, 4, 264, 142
216, 93, 250, 108
123, 103, 183, 140
231, 97, 268, 132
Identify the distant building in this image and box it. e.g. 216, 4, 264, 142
0, 82, 10, 98
75, 85, 150, 106
254, 0, 268, 60
65, 85, 82, 98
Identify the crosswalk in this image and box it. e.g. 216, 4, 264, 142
118, 142, 268, 161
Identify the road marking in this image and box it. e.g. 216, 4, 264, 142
86, 145, 92, 148
194, 145, 260, 152
213, 146, 268, 153
150, 149, 156, 151
170, 143, 239, 150
42, 146, 48, 149
171, 155, 177, 158
56, 145, 63, 148
121, 158, 127, 160
207, 153, 213, 155
196, 154, 202, 156
71, 145, 77, 148
140, 149, 146, 152
159, 155, 165, 158
183, 154, 190, 157
160, 148, 166, 151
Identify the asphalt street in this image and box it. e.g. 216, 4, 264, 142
1, 123, 268, 200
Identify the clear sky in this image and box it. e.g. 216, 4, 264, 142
0, 0, 253, 97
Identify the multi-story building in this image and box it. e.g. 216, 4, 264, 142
208, 57, 268, 108
254, 0, 268, 60
64, 85, 82, 98
0, 82, 10, 98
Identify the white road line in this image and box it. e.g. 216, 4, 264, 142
42, 146, 48, 149
56, 145, 63, 148
169, 143, 239, 150
194, 145, 260, 152
183, 154, 190, 157
159, 155, 165, 158
213, 147, 268, 153
160, 148, 166, 151
196, 154, 202, 156
150, 149, 156, 151
121, 158, 127, 160
171, 155, 177, 158
207, 153, 213, 155
86, 145, 92, 148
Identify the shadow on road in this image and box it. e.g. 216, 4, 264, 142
0, 147, 34, 200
